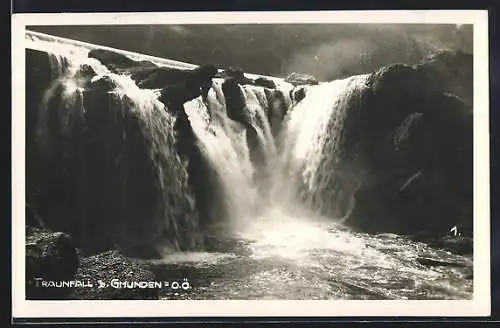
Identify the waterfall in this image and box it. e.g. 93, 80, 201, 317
25, 30, 472, 257
23, 31, 475, 301
27, 31, 369, 255
279, 75, 370, 219
29, 41, 202, 257
183, 80, 284, 231
26, 34, 294, 256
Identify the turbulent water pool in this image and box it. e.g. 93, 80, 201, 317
139, 207, 473, 300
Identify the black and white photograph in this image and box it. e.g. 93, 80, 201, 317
12, 10, 490, 317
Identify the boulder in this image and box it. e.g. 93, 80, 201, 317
153, 65, 217, 104
264, 88, 289, 138
74, 64, 97, 82
26, 226, 79, 299
217, 67, 255, 85
285, 72, 319, 86
70, 250, 159, 300
221, 78, 252, 128
290, 86, 307, 104
254, 77, 277, 89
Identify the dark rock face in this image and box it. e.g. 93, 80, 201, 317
216, 67, 255, 85
26, 226, 79, 299
306, 63, 472, 238
26, 50, 59, 209
221, 78, 252, 128
132, 64, 217, 92
69, 250, 159, 300
156, 65, 218, 104
220, 78, 270, 186
290, 86, 307, 105
255, 77, 277, 89
264, 88, 289, 138
418, 50, 473, 108
145, 65, 225, 232
89, 48, 217, 99
285, 72, 319, 86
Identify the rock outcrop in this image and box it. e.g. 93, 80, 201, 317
27, 48, 204, 259
347, 64, 472, 236
285, 72, 319, 86
25, 224, 160, 300
254, 77, 277, 89
296, 62, 472, 239
216, 67, 255, 85
26, 226, 79, 300
69, 250, 159, 300
417, 50, 473, 108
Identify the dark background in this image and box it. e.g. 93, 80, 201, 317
28, 24, 472, 80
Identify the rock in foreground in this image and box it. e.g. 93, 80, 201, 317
26, 226, 79, 299
26, 224, 159, 300
70, 250, 159, 300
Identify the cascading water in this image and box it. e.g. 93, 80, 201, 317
279, 76, 370, 219
184, 84, 261, 231
25, 31, 473, 300
28, 38, 202, 257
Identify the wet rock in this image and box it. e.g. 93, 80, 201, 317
153, 65, 218, 105
131, 64, 217, 93
417, 50, 473, 108
217, 67, 255, 85
27, 51, 204, 258
264, 88, 289, 137
156, 72, 227, 232
74, 64, 97, 81
289, 61, 474, 237
290, 86, 307, 104
337, 63, 473, 237
88, 48, 157, 74
254, 77, 277, 89
416, 257, 467, 268
26, 49, 56, 208
132, 67, 190, 89
221, 78, 252, 128
90, 75, 118, 91
70, 250, 159, 300
285, 72, 319, 86
26, 226, 79, 299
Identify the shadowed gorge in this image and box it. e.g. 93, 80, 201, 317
24, 28, 474, 301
